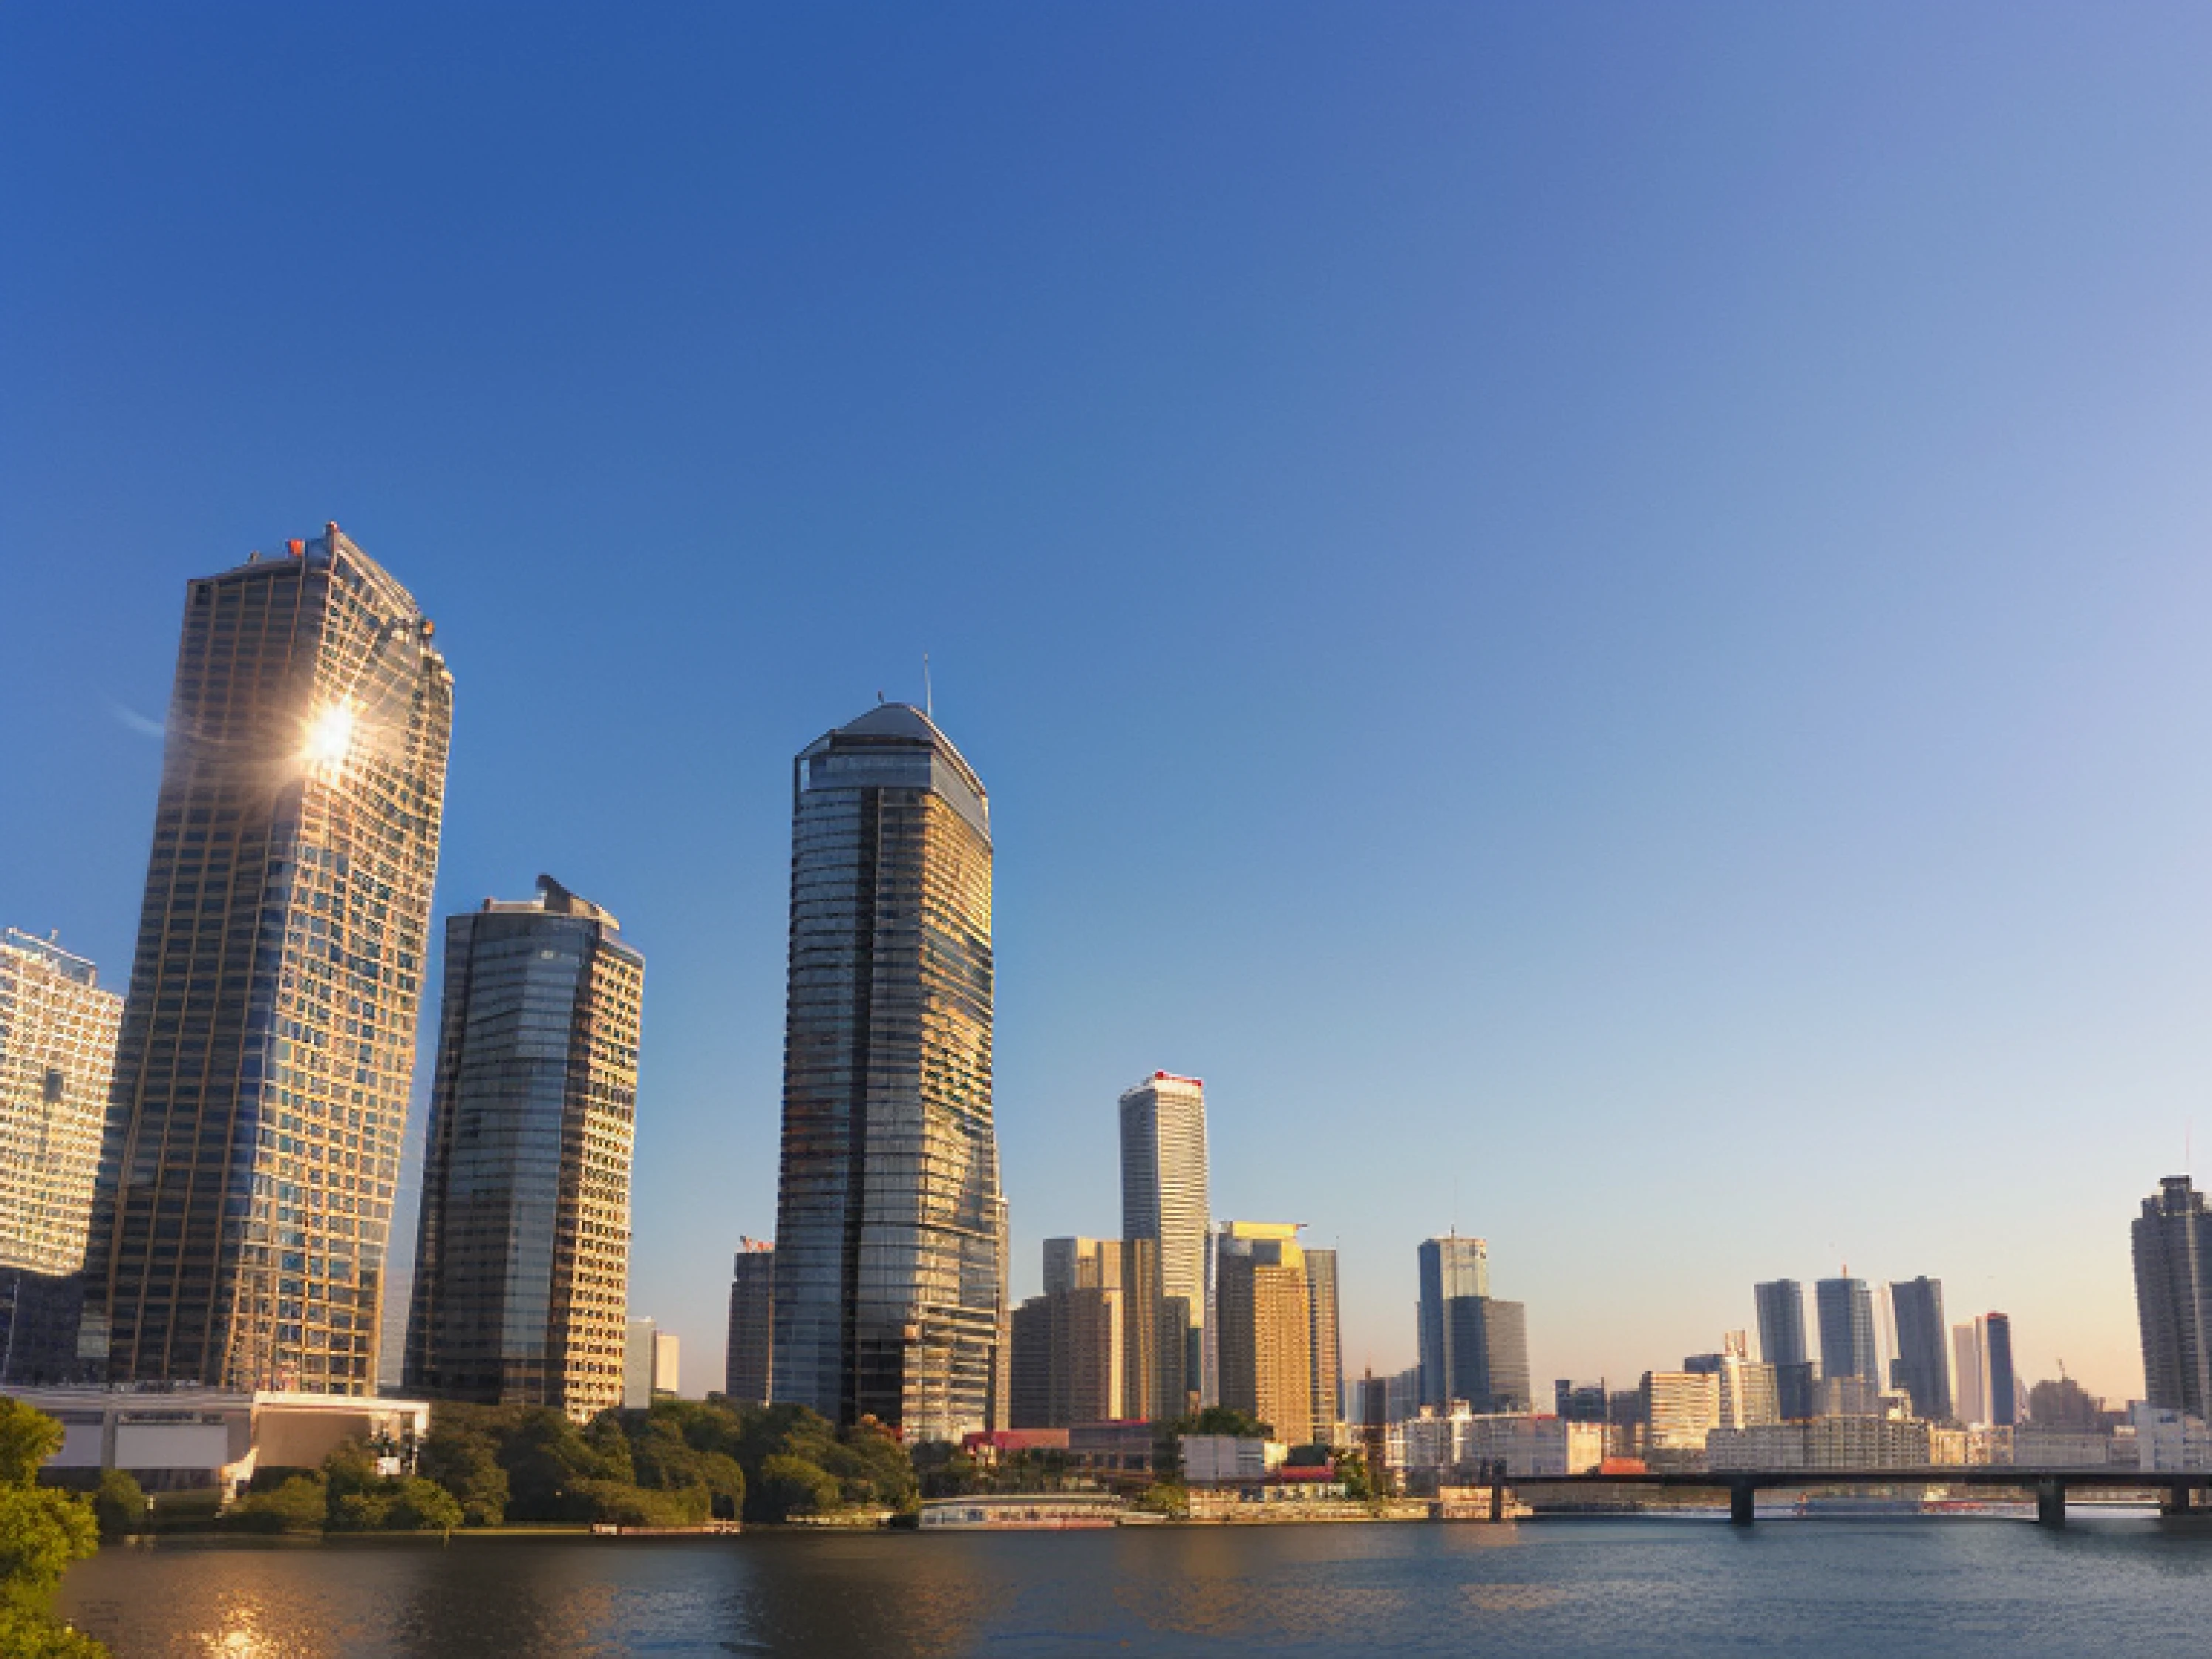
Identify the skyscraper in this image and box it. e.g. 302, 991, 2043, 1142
1889, 1276, 1951, 1422
770, 703, 1004, 1440
1815, 1276, 1880, 1397
1951, 1322, 1987, 1426
2134, 1176, 2212, 1418
83, 527, 452, 1393
1983, 1312, 2016, 1429
1445, 1295, 1531, 1413
1753, 1280, 1807, 1371
1753, 1279, 1816, 1420
0, 928, 123, 1384
1213, 1222, 1315, 1444
725, 1238, 775, 1406
1417, 1234, 1489, 1409
403, 877, 644, 1419
1120, 1071, 1208, 1398
0, 930, 123, 1276
1304, 1245, 1343, 1437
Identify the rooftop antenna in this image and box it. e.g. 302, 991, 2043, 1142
923, 652, 933, 721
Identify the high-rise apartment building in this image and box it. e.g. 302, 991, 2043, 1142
1304, 1245, 1343, 1437
83, 527, 452, 1393
1753, 1280, 1807, 1370
0, 929, 124, 1385
623, 1316, 658, 1408
1815, 1276, 1880, 1395
725, 1239, 775, 1406
1754, 1280, 1818, 1420
1951, 1322, 1987, 1426
2134, 1176, 2212, 1418
1213, 1222, 1315, 1446
403, 878, 643, 1419
1445, 1295, 1531, 1413
770, 704, 1004, 1440
1417, 1233, 1489, 1409
1983, 1312, 2016, 1429
1120, 1071, 1208, 1400
0, 930, 123, 1276
1889, 1276, 1951, 1422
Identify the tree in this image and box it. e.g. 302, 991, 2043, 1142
754, 1454, 840, 1521
0, 1399, 106, 1657
417, 1422, 508, 1526
227, 1476, 326, 1534
92, 1472, 145, 1539
385, 1480, 463, 1535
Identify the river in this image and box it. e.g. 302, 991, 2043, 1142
56, 1516, 2212, 1657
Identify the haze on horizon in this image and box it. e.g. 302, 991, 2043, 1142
2, 3, 2207, 1406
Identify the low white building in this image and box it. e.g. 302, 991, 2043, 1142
2131, 1404, 2212, 1472
1706, 1416, 1933, 1472
1386, 1409, 1603, 1480
1181, 1435, 1286, 1486
11, 1386, 431, 1497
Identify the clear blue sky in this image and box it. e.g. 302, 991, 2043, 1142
3, 4, 2207, 1404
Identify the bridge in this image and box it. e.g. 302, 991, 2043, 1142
1500, 1467, 2212, 1527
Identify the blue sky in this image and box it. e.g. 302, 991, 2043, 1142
3, 3, 2207, 1403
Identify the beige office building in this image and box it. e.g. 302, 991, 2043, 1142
1213, 1222, 1317, 1446
0, 930, 123, 1275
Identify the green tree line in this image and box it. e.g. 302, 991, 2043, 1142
231, 1398, 917, 1532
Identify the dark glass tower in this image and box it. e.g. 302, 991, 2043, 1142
403, 877, 643, 1418
2134, 1176, 2212, 1417
1815, 1276, 1880, 1394
1417, 1234, 1487, 1409
1984, 1312, 2017, 1428
725, 1238, 775, 1405
770, 704, 1004, 1440
1754, 1279, 1817, 1420
85, 527, 451, 1393
1889, 1276, 1952, 1421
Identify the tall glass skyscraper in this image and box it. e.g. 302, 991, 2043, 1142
1815, 1276, 1880, 1393
1889, 1276, 1952, 1422
2134, 1176, 2212, 1417
1119, 1070, 1209, 1399
1417, 1233, 1489, 1409
403, 877, 643, 1419
770, 703, 1004, 1440
725, 1238, 775, 1406
84, 527, 451, 1393
1753, 1278, 1817, 1420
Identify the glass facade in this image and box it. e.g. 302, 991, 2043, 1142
1888, 1276, 1952, 1422
1417, 1233, 1489, 1409
1118, 1071, 1208, 1400
724, 1238, 775, 1405
1304, 1245, 1342, 1433
770, 704, 1004, 1440
1815, 1276, 1880, 1392
0, 930, 122, 1276
2134, 1177, 2212, 1418
84, 527, 451, 1394
403, 877, 643, 1419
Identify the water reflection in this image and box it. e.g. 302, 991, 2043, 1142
57, 1518, 2212, 1659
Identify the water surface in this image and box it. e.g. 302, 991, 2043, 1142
58, 1516, 2212, 1658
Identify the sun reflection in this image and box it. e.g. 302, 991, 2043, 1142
304, 704, 355, 769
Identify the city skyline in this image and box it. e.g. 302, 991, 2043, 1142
5, 6, 2208, 1402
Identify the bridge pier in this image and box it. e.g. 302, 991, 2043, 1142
2036, 1480, 2066, 1528
2161, 1485, 2194, 1517
1729, 1482, 1756, 1527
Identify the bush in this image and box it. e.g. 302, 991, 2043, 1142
754, 1455, 840, 1522
385, 1479, 463, 1534
571, 1480, 710, 1528
227, 1475, 326, 1534
92, 1472, 144, 1539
